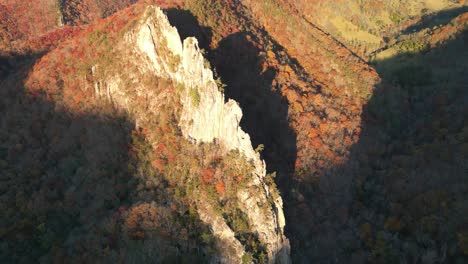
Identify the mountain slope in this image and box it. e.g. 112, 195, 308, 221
286, 0, 467, 56
1, 0, 467, 263
1, 5, 289, 263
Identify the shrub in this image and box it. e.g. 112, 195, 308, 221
399, 40, 428, 55
389, 12, 403, 23
215, 77, 226, 92
189, 87, 201, 106
201, 168, 215, 184
215, 180, 225, 195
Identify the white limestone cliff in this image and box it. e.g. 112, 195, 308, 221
92, 6, 290, 263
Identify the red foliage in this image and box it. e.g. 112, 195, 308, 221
154, 143, 166, 152
0, 4, 22, 41
201, 168, 215, 184
3, 0, 62, 38
119, 206, 128, 214
151, 159, 166, 171
130, 231, 145, 240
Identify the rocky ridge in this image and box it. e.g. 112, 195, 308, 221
80, 6, 290, 263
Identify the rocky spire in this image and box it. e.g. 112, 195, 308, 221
133, 6, 291, 263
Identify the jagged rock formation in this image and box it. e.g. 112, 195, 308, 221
31, 5, 290, 263
134, 9, 263, 167
130, 7, 290, 262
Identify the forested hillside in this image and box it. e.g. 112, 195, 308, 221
0, 0, 467, 263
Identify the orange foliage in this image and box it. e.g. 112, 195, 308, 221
131, 231, 145, 240
151, 159, 166, 171
201, 168, 215, 184
215, 180, 226, 195
309, 136, 323, 149
307, 128, 319, 139
28, 26, 82, 51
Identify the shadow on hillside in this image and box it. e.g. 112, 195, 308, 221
163, 6, 468, 263
403, 6, 468, 34
165, 8, 213, 50
0, 53, 210, 262
291, 21, 468, 263
214, 32, 297, 186
0, 52, 133, 262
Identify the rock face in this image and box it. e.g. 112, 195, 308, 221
94, 6, 290, 263
134, 7, 264, 173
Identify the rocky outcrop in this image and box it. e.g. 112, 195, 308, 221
90, 6, 290, 263
133, 6, 290, 263
133, 7, 263, 171
197, 201, 246, 263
